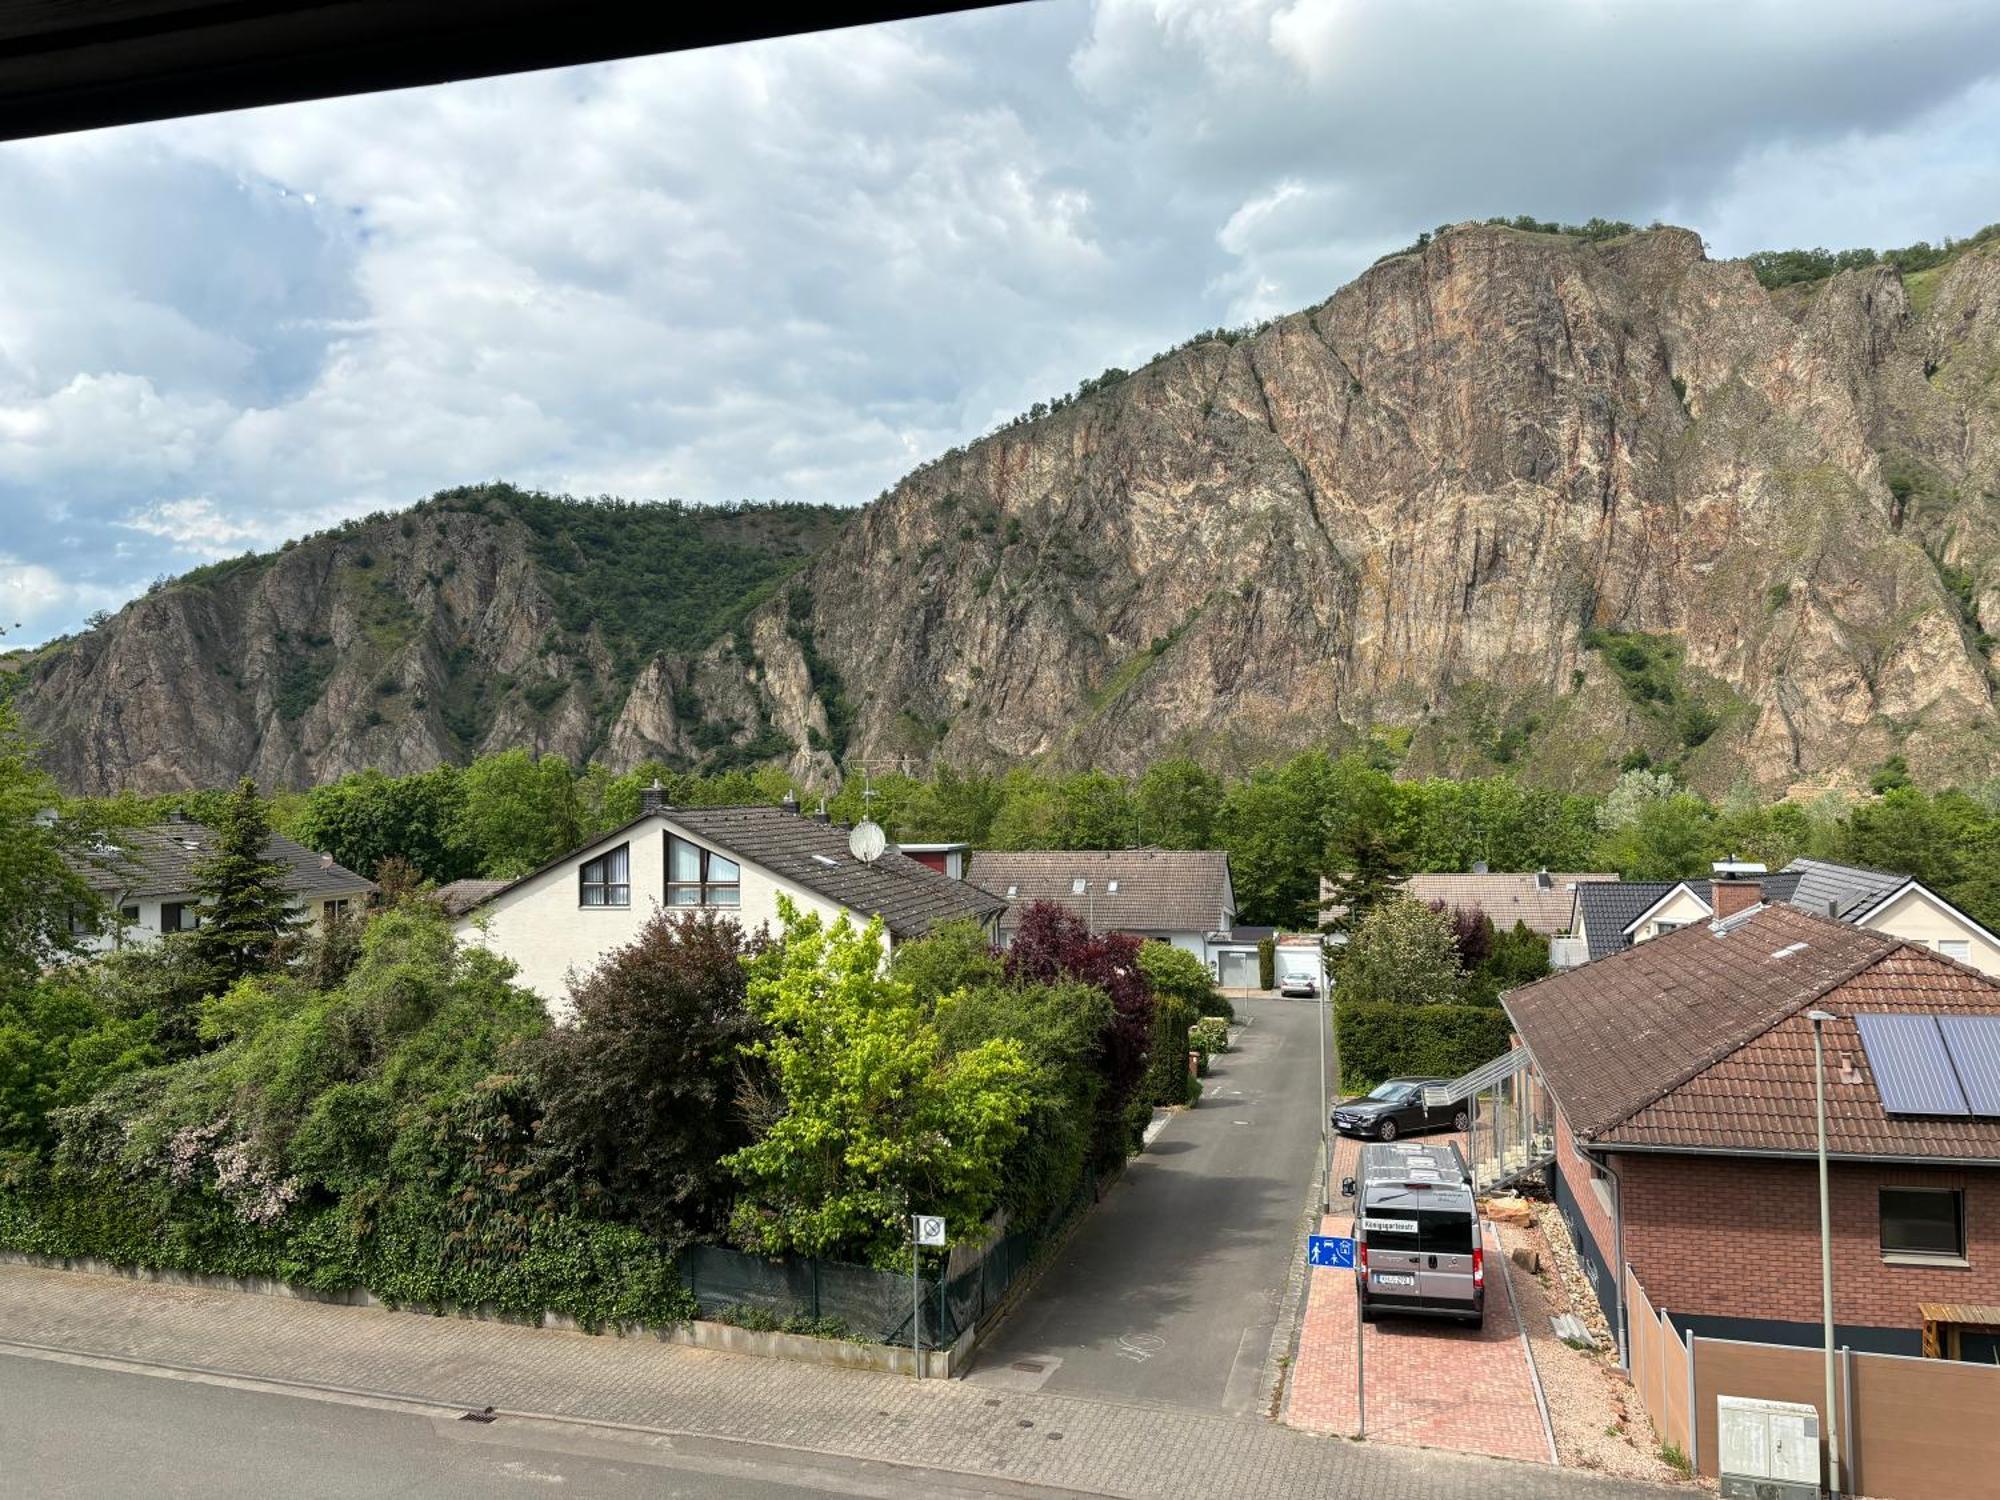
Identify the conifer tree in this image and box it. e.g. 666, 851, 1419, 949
188, 777, 299, 989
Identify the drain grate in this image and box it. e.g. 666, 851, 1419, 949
1010, 1359, 1047, 1373
458, 1407, 498, 1424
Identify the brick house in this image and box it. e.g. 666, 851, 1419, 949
1505, 880, 2000, 1360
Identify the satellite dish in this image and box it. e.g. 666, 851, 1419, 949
849, 819, 887, 864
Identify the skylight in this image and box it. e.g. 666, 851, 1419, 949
1006, 884, 1018, 897
811, 854, 839, 867
1108, 880, 1120, 893
1772, 942, 1808, 959
1072, 878, 1087, 894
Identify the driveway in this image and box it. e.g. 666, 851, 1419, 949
1285, 1132, 1554, 1464
965, 994, 1328, 1414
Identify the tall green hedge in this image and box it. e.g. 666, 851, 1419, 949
1334, 1001, 1511, 1090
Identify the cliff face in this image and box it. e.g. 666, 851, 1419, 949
757, 224, 2000, 792
6, 491, 845, 794
11, 223, 2000, 796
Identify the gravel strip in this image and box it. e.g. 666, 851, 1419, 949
1496, 1216, 1693, 1487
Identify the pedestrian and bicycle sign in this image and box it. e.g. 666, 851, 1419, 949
1306, 1234, 1354, 1268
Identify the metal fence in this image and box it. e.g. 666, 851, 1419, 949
681, 1219, 1048, 1349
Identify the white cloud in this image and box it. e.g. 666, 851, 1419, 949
3, 0, 1999, 644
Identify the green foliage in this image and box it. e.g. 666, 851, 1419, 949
888, 918, 1005, 1009
185, 779, 302, 991
284, 765, 474, 885
1335, 1001, 1511, 1091
1140, 990, 1200, 1113
1137, 941, 1229, 1019
454, 750, 582, 878
1135, 757, 1221, 848
0, 975, 158, 1168
528, 911, 763, 1245
1744, 223, 2000, 289
935, 978, 1111, 1230
1335, 897, 1464, 1005
1190, 1016, 1229, 1056
1257, 937, 1275, 991
0, 704, 100, 989
726, 901, 1032, 1265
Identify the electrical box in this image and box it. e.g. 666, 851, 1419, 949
1717, 1394, 1821, 1500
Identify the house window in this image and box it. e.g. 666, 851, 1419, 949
667, 836, 739, 908
1937, 939, 1972, 963
322, 899, 351, 923
1655, 921, 1683, 935
578, 844, 632, 908
66, 906, 98, 936
160, 902, 197, 933
119, 905, 139, 924
1880, 1187, 1964, 1260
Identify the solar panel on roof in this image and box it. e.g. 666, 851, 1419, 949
1854, 1014, 1970, 1116
1938, 1016, 2000, 1119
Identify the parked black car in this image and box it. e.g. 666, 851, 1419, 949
1331, 1076, 1467, 1141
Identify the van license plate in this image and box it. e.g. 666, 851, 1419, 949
1374, 1273, 1415, 1287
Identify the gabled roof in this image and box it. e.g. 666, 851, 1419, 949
1505, 904, 2000, 1159
456, 805, 1006, 940
1573, 871, 1805, 959
1618, 880, 1712, 937
671, 806, 1006, 939
73, 821, 375, 901
963, 849, 1235, 935
1400, 871, 1618, 937
1784, 857, 1910, 921
434, 879, 507, 917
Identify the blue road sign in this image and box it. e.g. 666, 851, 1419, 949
1307, 1234, 1354, 1269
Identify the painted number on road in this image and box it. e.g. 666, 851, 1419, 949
1307, 1235, 1354, 1269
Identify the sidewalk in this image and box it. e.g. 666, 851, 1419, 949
0, 1263, 1676, 1500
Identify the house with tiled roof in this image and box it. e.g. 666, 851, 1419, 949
962, 848, 1259, 982
1564, 857, 2000, 975
72, 816, 375, 951
452, 788, 1008, 1010
1506, 888, 2000, 1361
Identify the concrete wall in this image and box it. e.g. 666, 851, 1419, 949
456, 814, 857, 1012
1861, 886, 2000, 976
1615, 1151, 1995, 1348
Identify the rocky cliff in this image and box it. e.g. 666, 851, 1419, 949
11, 222, 2000, 796
755, 222, 2000, 793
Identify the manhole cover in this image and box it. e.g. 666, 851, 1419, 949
1010, 1359, 1047, 1373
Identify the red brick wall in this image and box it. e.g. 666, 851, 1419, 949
1711, 878, 1761, 919
1616, 1152, 1997, 1331
1557, 1110, 1617, 1256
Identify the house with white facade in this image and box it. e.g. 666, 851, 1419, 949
1567, 857, 2000, 975
71, 816, 375, 951
452, 790, 1008, 1009
960, 848, 1257, 981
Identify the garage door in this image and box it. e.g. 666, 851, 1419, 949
1219, 950, 1259, 988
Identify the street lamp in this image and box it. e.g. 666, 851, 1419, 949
1806, 1008, 1841, 1497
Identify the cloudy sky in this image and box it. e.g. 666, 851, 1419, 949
5, 0, 2000, 644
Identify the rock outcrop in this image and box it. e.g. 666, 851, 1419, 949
10, 223, 1999, 795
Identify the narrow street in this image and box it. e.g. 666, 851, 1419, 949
966, 994, 1329, 1413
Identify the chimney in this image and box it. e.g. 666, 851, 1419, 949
1534, 869, 1552, 891
1710, 857, 1767, 920
639, 778, 669, 816
782, 790, 799, 814
812, 799, 832, 825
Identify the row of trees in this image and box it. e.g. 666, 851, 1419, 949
78, 743, 2000, 936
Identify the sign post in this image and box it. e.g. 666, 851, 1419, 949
911, 1213, 945, 1376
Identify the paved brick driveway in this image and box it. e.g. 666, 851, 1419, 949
1286, 1132, 1553, 1465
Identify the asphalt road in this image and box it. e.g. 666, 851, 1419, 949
0, 1349, 1088, 1500
966, 994, 1328, 1414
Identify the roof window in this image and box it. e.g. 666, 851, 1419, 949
1072, 878, 1087, 895
812, 854, 839, 867
1772, 941, 1808, 959
1006, 884, 1018, 897
1108, 880, 1120, 893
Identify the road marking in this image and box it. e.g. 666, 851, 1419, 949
1114, 1334, 1163, 1363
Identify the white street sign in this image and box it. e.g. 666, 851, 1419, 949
913, 1214, 946, 1246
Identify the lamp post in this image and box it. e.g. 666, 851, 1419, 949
1806, 1008, 1841, 1497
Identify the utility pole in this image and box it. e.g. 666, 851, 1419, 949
1807, 1009, 1842, 1496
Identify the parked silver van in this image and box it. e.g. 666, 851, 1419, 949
1341, 1141, 1484, 1327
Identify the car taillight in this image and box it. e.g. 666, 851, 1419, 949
1358, 1241, 1368, 1273
1472, 1246, 1484, 1289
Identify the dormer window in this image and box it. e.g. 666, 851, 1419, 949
579, 843, 631, 907
668, 835, 740, 908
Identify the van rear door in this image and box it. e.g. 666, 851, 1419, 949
1417, 1206, 1478, 1308
1361, 1204, 1422, 1297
